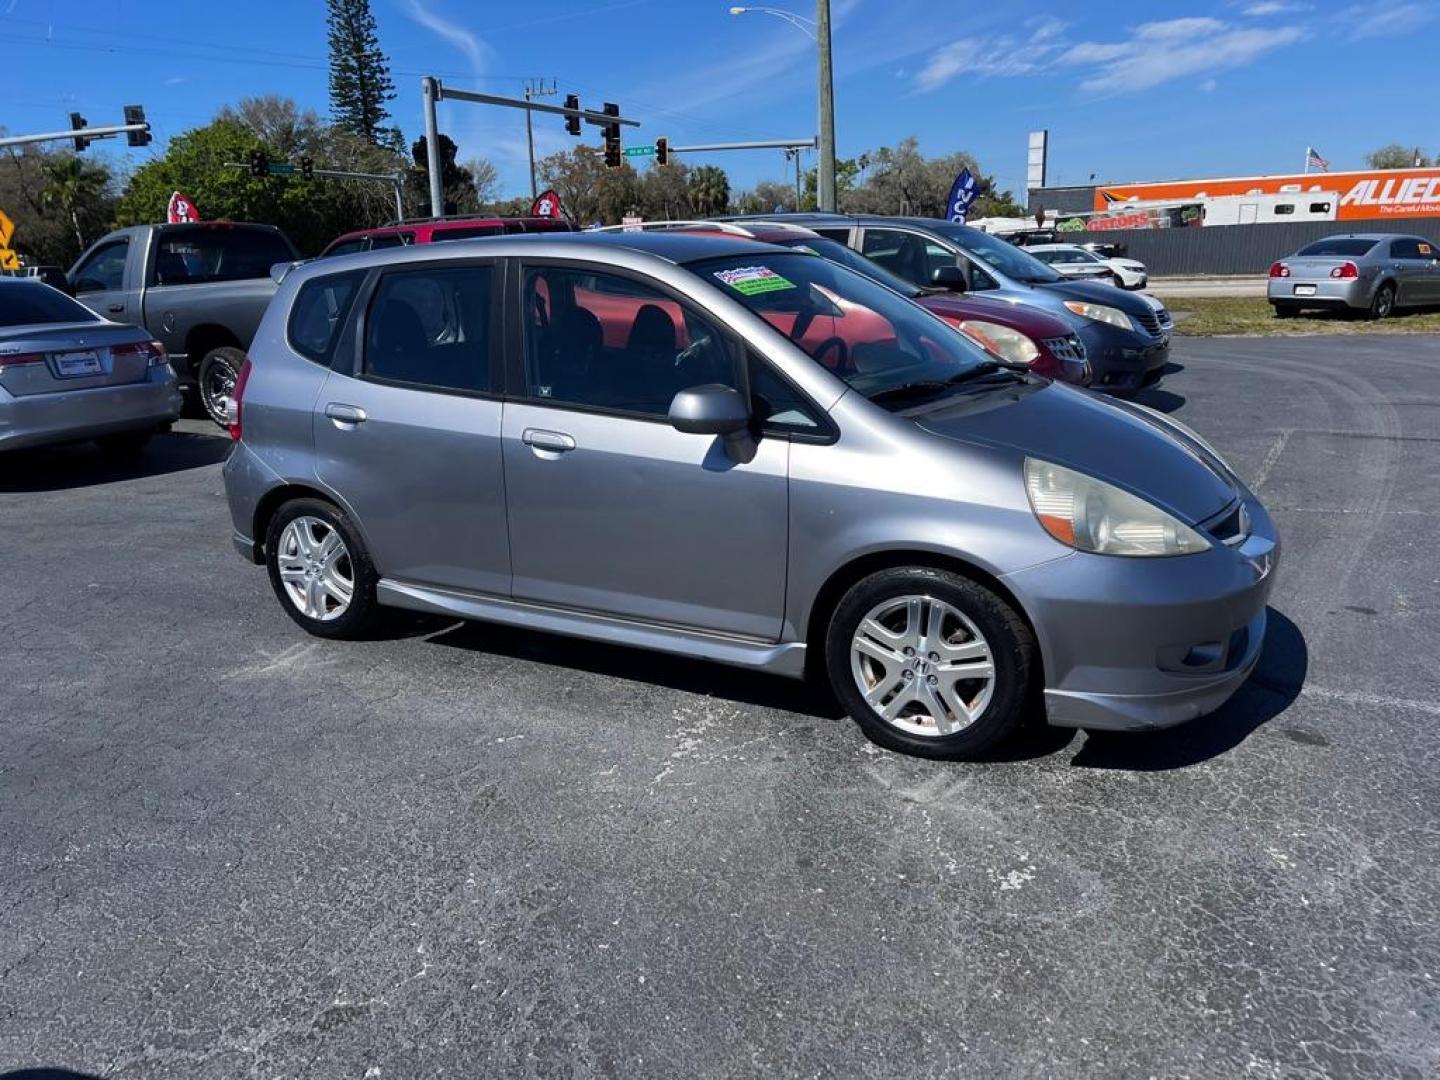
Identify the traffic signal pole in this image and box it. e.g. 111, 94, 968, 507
0, 119, 151, 150
419, 77, 641, 214
224, 161, 406, 221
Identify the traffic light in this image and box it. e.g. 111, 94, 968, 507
564, 94, 581, 137
122, 105, 151, 147
602, 102, 621, 169
248, 149, 269, 177
300, 156, 315, 181
70, 113, 90, 152
655, 137, 670, 167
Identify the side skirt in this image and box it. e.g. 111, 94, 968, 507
377, 579, 808, 680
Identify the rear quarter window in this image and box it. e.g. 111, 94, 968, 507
288, 271, 364, 365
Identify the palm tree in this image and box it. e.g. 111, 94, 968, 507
688, 165, 731, 217
41, 155, 109, 254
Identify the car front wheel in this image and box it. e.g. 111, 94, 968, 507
825, 567, 1037, 760
265, 498, 381, 639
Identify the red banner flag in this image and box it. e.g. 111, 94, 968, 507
529, 189, 563, 219
167, 191, 201, 224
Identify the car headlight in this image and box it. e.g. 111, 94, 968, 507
956, 320, 1039, 365
1024, 458, 1211, 556
1063, 300, 1135, 332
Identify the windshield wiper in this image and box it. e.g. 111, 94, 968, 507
867, 362, 1023, 407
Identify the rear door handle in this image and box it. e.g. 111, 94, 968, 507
521, 428, 576, 453
325, 402, 367, 426
105, 303, 124, 313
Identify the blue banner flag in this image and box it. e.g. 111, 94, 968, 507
947, 168, 978, 223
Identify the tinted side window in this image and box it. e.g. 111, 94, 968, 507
288, 271, 364, 364
813, 227, 852, 244
73, 240, 129, 292
369, 233, 413, 250
364, 266, 492, 394
1390, 239, 1422, 259
151, 228, 293, 284
432, 225, 504, 242
522, 266, 736, 417
748, 354, 821, 433
1273, 204, 1295, 216
323, 239, 368, 258
965, 258, 999, 291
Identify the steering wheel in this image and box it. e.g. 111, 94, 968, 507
810, 335, 849, 372
673, 332, 714, 369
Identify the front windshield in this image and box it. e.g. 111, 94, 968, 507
774, 236, 922, 298
689, 252, 998, 404
932, 224, 1062, 284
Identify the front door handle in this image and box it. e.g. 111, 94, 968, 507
325, 402, 368, 426
521, 428, 576, 454
105, 303, 124, 314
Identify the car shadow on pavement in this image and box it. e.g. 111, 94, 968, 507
425, 619, 847, 720
0, 429, 229, 493
1068, 607, 1307, 772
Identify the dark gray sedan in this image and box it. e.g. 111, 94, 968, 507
1268, 233, 1440, 318
0, 278, 181, 454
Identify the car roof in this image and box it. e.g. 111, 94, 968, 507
293, 231, 788, 282
1024, 243, 1089, 251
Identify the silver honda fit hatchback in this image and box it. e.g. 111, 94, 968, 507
223, 233, 1278, 760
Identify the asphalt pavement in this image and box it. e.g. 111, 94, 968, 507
1, 335, 1437, 1079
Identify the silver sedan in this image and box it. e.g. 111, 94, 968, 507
1268, 233, 1440, 318
0, 278, 182, 454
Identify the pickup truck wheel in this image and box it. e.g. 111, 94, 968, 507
198, 346, 246, 427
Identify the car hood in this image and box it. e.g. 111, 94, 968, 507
1033, 278, 1157, 313
916, 383, 1236, 524
916, 293, 1075, 338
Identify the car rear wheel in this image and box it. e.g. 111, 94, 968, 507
824, 567, 1037, 760
265, 498, 381, 639
198, 346, 246, 428
1369, 283, 1395, 320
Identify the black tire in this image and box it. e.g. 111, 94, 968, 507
264, 497, 382, 640
197, 345, 246, 428
93, 430, 152, 457
824, 567, 1037, 760
1368, 283, 1395, 320
1272, 302, 1300, 319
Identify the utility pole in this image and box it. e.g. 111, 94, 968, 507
816, 0, 836, 212
523, 78, 557, 199
422, 76, 444, 219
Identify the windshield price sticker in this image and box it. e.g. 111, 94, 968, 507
715, 266, 795, 296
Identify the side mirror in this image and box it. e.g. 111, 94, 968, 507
931, 265, 967, 293
669, 383, 755, 461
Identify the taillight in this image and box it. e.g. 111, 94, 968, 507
1330, 262, 1358, 279
112, 339, 169, 367
229, 357, 253, 441
1269, 262, 1290, 278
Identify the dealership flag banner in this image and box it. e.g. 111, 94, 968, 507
529, 189, 564, 220
946, 168, 978, 223
166, 191, 200, 224
1305, 147, 1329, 172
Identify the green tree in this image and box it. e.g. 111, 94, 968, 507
326, 0, 396, 145
1365, 144, 1431, 169
407, 135, 481, 217
637, 161, 693, 220
0, 143, 116, 265
40, 155, 111, 254
688, 165, 730, 216
537, 146, 640, 225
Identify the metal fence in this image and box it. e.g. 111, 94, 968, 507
1075, 216, 1440, 276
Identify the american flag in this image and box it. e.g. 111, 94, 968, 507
1306, 146, 1329, 171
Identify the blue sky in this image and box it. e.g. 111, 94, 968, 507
4, 0, 1438, 199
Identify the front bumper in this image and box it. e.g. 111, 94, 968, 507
1267, 278, 1372, 309
1004, 494, 1280, 732
0, 373, 182, 452
1076, 321, 1170, 393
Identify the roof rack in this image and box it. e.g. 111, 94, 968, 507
589, 219, 758, 235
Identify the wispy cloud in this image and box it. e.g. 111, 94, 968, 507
402, 0, 491, 76
915, 15, 1305, 97
1341, 1, 1436, 38
1199, 77, 1218, 92
1240, 1, 1312, 15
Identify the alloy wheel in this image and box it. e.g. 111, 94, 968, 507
203, 361, 236, 424
849, 594, 996, 738
276, 516, 354, 621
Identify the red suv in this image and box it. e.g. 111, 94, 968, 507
319, 216, 575, 258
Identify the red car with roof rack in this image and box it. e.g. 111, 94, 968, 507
617, 220, 1090, 386
318, 216, 576, 258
